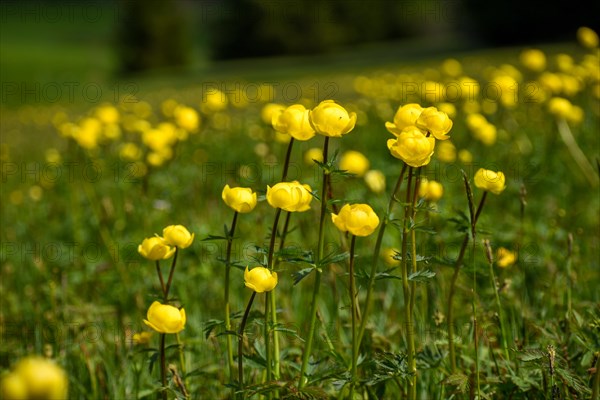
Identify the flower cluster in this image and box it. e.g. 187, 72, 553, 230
138, 225, 195, 260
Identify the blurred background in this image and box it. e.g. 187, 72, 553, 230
2, 0, 600, 105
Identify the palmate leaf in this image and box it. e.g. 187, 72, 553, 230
408, 269, 436, 282
364, 352, 411, 386
293, 267, 316, 285
518, 349, 545, 362
318, 251, 349, 268
442, 373, 469, 393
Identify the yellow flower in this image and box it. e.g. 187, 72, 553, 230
364, 170, 386, 194
436, 140, 456, 163
309, 100, 357, 137
272, 104, 316, 141
162, 225, 195, 249
331, 203, 379, 237
304, 147, 323, 165
497, 247, 516, 268
387, 127, 435, 168
201, 89, 228, 113
244, 266, 278, 293
577, 26, 599, 48
416, 106, 453, 140
441, 58, 462, 77
1, 357, 69, 400
266, 181, 313, 212
144, 301, 186, 334
261, 103, 285, 125
222, 185, 257, 213
174, 106, 200, 133
119, 142, 142, 161
437, 102, 457, 118
138, 237, 176, 260
382, 248, 400, 266
132, 331, 153, 345
95, 103, 120, 125
458, 149, 473, 164
520, 49, 546, 72
547, 97, 573, 119
419, 179, 444, 202
385, 103, 423, 136
474, 168, 506, 195
339, 150, 370, 177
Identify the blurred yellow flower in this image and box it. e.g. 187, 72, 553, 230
387, 127, 435, 167
1, 356, 68, 400
419, 179, 444, 202
266, 181, 313, 212
174, 106, 200, 133
339, 150, 370, 177
162, 225, 195, 249
201, 89, 228, 113
385, 103, 423, 136
547, 97, 573, 118
436, 140, 456, 163
309, 100, 357, 137
244, 266, 278, 293
382, 247, 400, 266
304, 147, 323, 165
138, 237, 176, 260
261, 103, 286, 125
119, 142, 142, 161
222, 185, 257, 213
441, 58, 463, 77
497, 247, 517, 268
364, 170, 386, 194
95, 103, 120, 125
520, 49, 546, 72
144, 301, 186, 334
132, 331, 153, 345
437, 102, 457, 118
458, 149, 473, 164
331, 203, 379, 237
272, 104, 316, 141
577, 26, 599, 48
416, 106, 453, 140
474, 168, 506, 195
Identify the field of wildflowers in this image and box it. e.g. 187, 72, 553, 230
1, 21, 599, 399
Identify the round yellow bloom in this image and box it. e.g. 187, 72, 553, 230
222, 185, 257, 213
458, 149, 473, 164
95, 103, 120, 125
416, 106, 453, 140
119, 142, 142, 161
497, 247, 517, 268
138, 237, 176, 260
266, 181, 313, 212
364, 170, 386, 194
474, 168, 506, 195
144, 301, 186, 334
162, 225, 194, 249
385, 103, 423, 136
261, 103, 285, 125
419, 179, 444, 202
244, 266, 278, 293
441, 58, 462, 77
304, 147, 323, 165
547, 97, 573, 119
174, 106, 200, 133
132, 331, 153, 345
520, 49, 546, 72
331, 203, 379, 237
436, 140, 456, 163
437, 102, 457, 118
309, 100, 357, 137
201, 89, 228, 113
339, 150, 370, 177
272, 104, 316, 141
1, 357, 69, 400
577, 26, 599, 48
387, 127, 435, 168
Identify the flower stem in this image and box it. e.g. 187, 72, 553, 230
556, 118, 599, 187
160, 333, 167, 400
487, 249, 510, 363
225, 212, 239, 388
299, 136, 330, 389
473, 248, 481, 399
265, 292, 272, 396
266, 208, 282, 386
155, 260, 166, 296
164, 247, 179, 302
238, 291, 257, 397
357, 163, 407, 350
348, 235, 358, 398
176, 333, 189, 396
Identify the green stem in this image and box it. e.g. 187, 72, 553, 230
357, 163, 407, 351
488, 256, 510, 363
299, 136, 330, 389
160, 333, 167, 400
401, 167, 416, 400
176, 333, 189, 397
156, 261, 166, 296
164, 247, 179, 302
238, 291, 257, 398
473, 250, 481, 398
281, 138, 295, 182
447, 192, 487, 372
408, 169, 421, 399
265, 292, 272, 397
556, 118, 599, 187
591, 353, 600, 400
225, 212, 239, 388
266, 208, 283, 386
348, 235, 358, 399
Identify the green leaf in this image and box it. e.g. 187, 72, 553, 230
318, 251, 349, 268
442, 373, 469, 393
293, 267, 316, 285
518, 349, 544, 362
201, 234, 228, 241
408, 269, 436, 282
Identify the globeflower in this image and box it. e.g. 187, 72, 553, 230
577, 26, 599, 48
497, 247, 517, 268
339, 150, 370, 177
387, 127, 435, 167
520, 49, 546, 72
416, 106, 453, 140
309, 100, 357, 137
474, 168, 506, 195
331, 203, 379, 237
385, 103, 423, 136
419, 179, 444, 202
138, 237, 176, 260
303, 147, 323, 165
272, 104, 316, 141
222, 185, 257, 213
364, 170, 386, 194
244, 266, 278, 293
261, 103, 285, 125
144, 301, 186, 334
0, 356, 68, 400
266, 181, 313, 212
162, 225, 195, 249
547, 97, 573, 119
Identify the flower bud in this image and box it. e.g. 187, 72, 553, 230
244, 266, 278, 293
387, 127, 435, 167
474, 168, 506, 195
138, 237, 176, 260
331, 203, 379, 237
162, 225, 195, 249
272, 104, 316, 141
309, 100, 357, 137
222, 185, 257, 213
266, 181, 313, 212
339, 150, 370, 177
144, 301, 186, 334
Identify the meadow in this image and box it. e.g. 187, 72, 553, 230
1, 25, 599, 399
